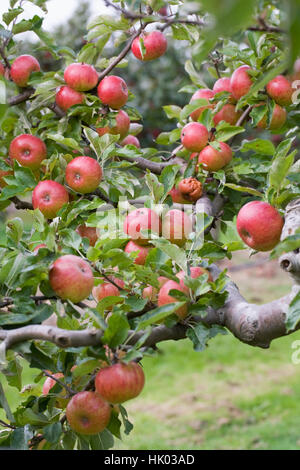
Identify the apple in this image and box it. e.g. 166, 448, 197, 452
176, 266, 213, 284
213, 77, 235, 102
65, 156, 103, 194
96, 110, 130, 138
92, 282, 121, 303
213, 104, 241, 126
0, 164, 13, 187
178, 177, 203, 203
121, 135, 141, 148
157, 279, 189, 319
236, 201, 284, 251
0, 63, 4, 76
76, 224, 98, 246
124, 240, 151, 265
124, 208, 161, 245
230, 65, 253, 100
66, 391, 111, 435
10, 55, 40, 87
42, 372, 64, 395
257, 103, 287, 130
95, 362, 145, 404
97, 75, 128, 109
33, 243, 47, 254
32, 180, 69, 219
158, 6, 168, 15
49, 254, 94, 303
131, 31, 167, 61
9, 134, 47, 170
169, 186, 192, 204
181, 122, 209, 152
142, 276, 169, 302
64, 63, 98, 92
266, 75, 293, 106
189, 89, 215, 121
162, 209, 193, 246
55, 86, 84, 111
198, 142, 233, 172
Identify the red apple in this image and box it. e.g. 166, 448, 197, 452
65, 156, 102, 194
10, 55, 40, 87
131, 31, 167, 61
55, 86, 84, 111
176, 266, 213, 284
230, 65, 253, 100
257, 103, 287, 130
198, 142, 233, 172
92, 282, 121, 303
0, 63, 4, 76
181, 122, 209, 152
9, 134, 47, 170
64, 63, 98, 92
97, 75, 128, 109
42, 373, 64, 395
169, 186, 192, 204
213, 104, 241, 126
124, 208, 161, 245
213, 77, 235, 102
96, 110, 130, 138
189, 89, 215, 121
76, 225, 98, 246
236, 201, 284, 251
33, 243, 47, 254
124, 240, 151, 265
158, 6, 168, 16
142, 276, 169, 302
266, 75, 293, 106
66, 391, 111, 435
178, 177, 203, 203
121, 135, 141, 148
162, 209, 193, 246
32, 180, 69, 219
157, 279, 189, 319
95, 362, 145, 404
0, 167, 13, 187
49, 254, 94, 303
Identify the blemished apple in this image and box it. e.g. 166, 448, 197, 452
121, 135, 141, 148
66, 391, 111, 435
97, 75, 128, 109
213, 104, 241, 126
189, 88, 215, 121
131, 31, 167, 61
95, 362, 145, 404
49, 254, 94, 303
176, 266, 213, 285
169, 186, 192, 204
76, 224, 98, 247
65, 156, 103, 194
157, 279, 190, 319
96, 110, 130, 138
162, 209, 193, 246
178, 178, 203, 203
10, 55, 40, 87
266, 75, 293, 106
124, 240, 151, 265
142, 276, 169, 302
181, 122, 209, 152
236, 201, 284, 251
32, 180, 69, 219
55, 86, 84, 111
257, 103, 287, 130
230, 65, 253, 100
213, 77, 235, 102
198, 142, 233, 172
124, 208, 161, 245
9, 134, 47, 170
64, 63, 98, 92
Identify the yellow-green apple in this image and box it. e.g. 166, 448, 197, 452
124, 208, 161, 245
198, 142, 232, 172
181, 122, 209, 152
49, 254, 94, 303
95, 362, 145, 404
124, 240, 151, 265
66, 391, 111, 435
32, 180, 69, 219
9, 134, 47, 170
178, 177, 203, 203
65, 156, 102, 194
96, 110, 130, 138
189, 88, 215, 121
257, 103, 287, 130
55, 85, 84, 111
121, 135, 141, 148
142, 276, 169, 302
236, 201, 284, 251
64, 63, 98, 92
131, 31, 167, 61
157, 279, 189, 319
162, 209, 193, 246
266, 75, 293, 106
76, 224, 98, 246
97, 75, 128, 109
10, 55, 40, 87
230, 65, 253, 100
213, 103, 241, 126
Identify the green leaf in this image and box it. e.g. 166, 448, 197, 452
11, 425, 33, 450
224, 183, 263, 198
102, 313, 129, 348
43, 423, 62, 444
136, 303, 185, 330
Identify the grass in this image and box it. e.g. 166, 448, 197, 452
1, 251, 300, 450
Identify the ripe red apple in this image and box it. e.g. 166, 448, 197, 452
213, 77, 235, 102
157, 279, 189, 319
65, 156, 102, 194
176, 266, 213, 284
95, 362, 145, 404
32, 180, 69, 219
0, 63, 4, 76
236, 201, 284, 251
158, 6, 168, 15
230, 65, 253, 100
66, 391, 111, 435
124, 208, 161, 245
124, 240, 151, 265
10, 55, 40, 87
121, 135, 141, 148
49, 254, 94, 303
178, 177, 203, 203
131, 31, 167, 61
92, 282, 121, 303
76, 225, 98, 246
198, 142, 233, 172
96, 110, 130, 138
42, 373, 64, 395
181, 122, 209, 152
189, 89, 215, 121
213, 104, 241, 126
257, 103, 287, 130
55, 86, 84, 111
9, 134, 47, 170
64, 63, 98, 92
162, 209, 193, 246
97, 75, 128, 109
266, 75, 293, 106
142, 276, 169, 302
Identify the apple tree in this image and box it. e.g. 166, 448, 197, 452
0, 0, 300, 450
